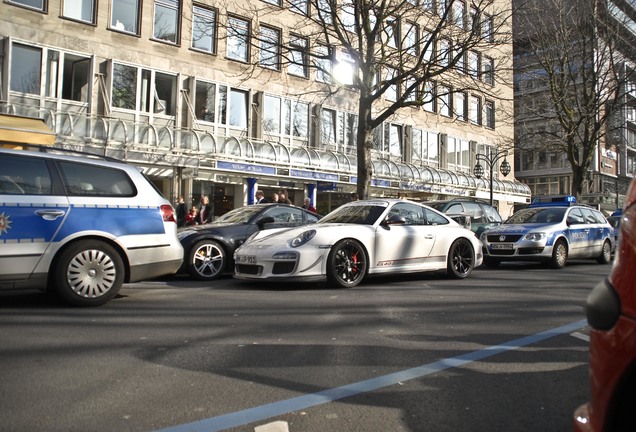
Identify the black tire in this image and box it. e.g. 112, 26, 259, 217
483, 256, 501, 268
447, 238, 475, 279
326, 239, 368, 288
597, 240, 612, 264
187, 240, 226, 281
52, 240, 124, 307
549, 239, 568, 269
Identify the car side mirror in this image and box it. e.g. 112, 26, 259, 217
384, 214, 407, 226
257, 216, 276, 229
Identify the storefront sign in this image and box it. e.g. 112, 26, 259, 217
290, 169, 339, 181
317, 181, 337, 191
217, 160, 276, 175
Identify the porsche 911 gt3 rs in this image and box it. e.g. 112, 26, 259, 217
233, 199, 483, 287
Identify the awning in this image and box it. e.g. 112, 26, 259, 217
0, 114, 56, 147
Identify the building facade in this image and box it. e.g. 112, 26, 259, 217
513, 0, 636, 214
0, 0, 529, 218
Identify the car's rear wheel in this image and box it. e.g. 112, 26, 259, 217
447, 238, 475, 279
327, 239, 367, 288
597, 240, 612, 264
52, 240, 124, 307
549, 239, 568, 269
187, 240, 226, 281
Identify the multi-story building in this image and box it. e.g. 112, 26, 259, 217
513, 0, 636, 214
0, 0, 529, 218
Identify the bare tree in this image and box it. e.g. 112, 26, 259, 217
213, 0, 513, 198
514, 0, 633, 201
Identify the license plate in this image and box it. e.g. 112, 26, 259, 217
491, 243, 514, 250
236, 255, 256, 264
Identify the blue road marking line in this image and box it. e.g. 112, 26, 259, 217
156, 319, 588, 432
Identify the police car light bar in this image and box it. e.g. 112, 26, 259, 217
528, 195, 577, 208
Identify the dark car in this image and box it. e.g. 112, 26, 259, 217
573, 183, 636, 432
177, 203, 321, 280
426, 198, 502, 236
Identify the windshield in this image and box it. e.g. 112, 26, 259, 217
319, 203, 388, 225
210, 206, 263, 225
505, 207, 566, 224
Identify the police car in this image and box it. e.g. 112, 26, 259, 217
480, 196, 613, 269
0, 147, 183, 306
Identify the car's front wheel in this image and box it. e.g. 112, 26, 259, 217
52, 240, 124, 307
549, 239, 568, 269
327, 239, 368, 288
447, 238, 475, 279
187, 240, 226, 281
597, 240, 612, 264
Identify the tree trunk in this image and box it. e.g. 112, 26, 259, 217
356, 102, 374, 200
571, 165, 586, 203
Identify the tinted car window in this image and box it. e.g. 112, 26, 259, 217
567, 208, 585, 225
388, 202, 426, 225
424, 208, 449, 225
263, 206, 304, 222
482, 205, 502, 223
0, 154, 52, 195
463, 202, 484, 222
59, 161, 135, 197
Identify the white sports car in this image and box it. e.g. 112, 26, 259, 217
234, 199, 483, 287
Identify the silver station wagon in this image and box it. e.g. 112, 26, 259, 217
0, 148, 183, 306
480, 201, 613, 269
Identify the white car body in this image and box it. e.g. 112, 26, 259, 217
234, 199, 483, 287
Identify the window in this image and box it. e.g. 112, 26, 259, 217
283, 100, 309, 138
111, 0, 140, 34
8, 0, 45, 11
317, 0, 333, 24
385, 67, 398, 102
405, 77, 417, 102
288, 35, 308, 78
259, 26, 281, 70
322, 108, 337, 145
404, 22, 418, 56
485, 100, 495, 128
384, 16, 399, 48
290, 0, 308, 15
192, 6, 216, 53
314, 44, 332, 83
455, 47, 465, 72
229, 88, 248, 128
195, 80, 217, 122
10, 44, 42, 95
63, 0, 95, 23
0, 155, 51, 195
468, 51, 480, 78
388, 202, 426, 225
469, 95, 481, 125
454, 91, 466, 121
483, 56, 494, 85
60, 162, 135, 197
440, 39, 451, 67
469, 6, 479, 33
412, 128, 439, 166
422, 0, 434, 12
483, 14, 494, 41
112, 64, 177, 115
453, 0, 465, 28
389, 124, 403, 157
422, 30, 434, 61
45, 51, 91, 102
263, 94, 281, 134
153, 0, 180, 43
447, 137, 470, 172
227, 16, 250, 62
438, 85, 450, 117
438, 0, 448, 17
342, 0, 355, 31
423, 81, 435, 112
261, 0, 280, 5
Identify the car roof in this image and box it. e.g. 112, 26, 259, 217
0, 147, 129, 168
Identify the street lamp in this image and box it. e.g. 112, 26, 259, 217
473, 149, 511, 207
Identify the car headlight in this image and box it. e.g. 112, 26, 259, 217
524, 232, 546, 241
289, 229, 316, 248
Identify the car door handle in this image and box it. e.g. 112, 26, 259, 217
35, 209, 66, 220
424, 234, 435, 239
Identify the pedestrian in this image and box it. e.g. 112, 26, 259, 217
303, 197, 317, 213
350, 193, 359, 201
185, 207, 198, 226
271, 192, 279, 203
199, 195, 213, 224
255, 190, 268, 204
278, 189, 292, 204
176, 194, 187, 227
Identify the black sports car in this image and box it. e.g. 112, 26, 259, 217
177, 203, 321, 280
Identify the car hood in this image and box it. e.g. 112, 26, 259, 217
244, 223, 371, 246
484, 223, 556, 235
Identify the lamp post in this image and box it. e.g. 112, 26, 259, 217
473, 149, 512, 207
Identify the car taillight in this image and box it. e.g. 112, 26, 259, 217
161, 204, 176, 223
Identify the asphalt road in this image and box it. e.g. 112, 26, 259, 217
0, 261, 605, 432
